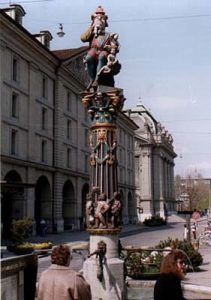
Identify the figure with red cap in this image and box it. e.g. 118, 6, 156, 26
81, 6, 121, 89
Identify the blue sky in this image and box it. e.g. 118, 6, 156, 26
1, 0, 211, 178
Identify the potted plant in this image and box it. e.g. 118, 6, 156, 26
9, 217, 34, 254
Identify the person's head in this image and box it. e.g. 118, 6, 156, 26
113, 192, 121, 200
160, 250, 186, 279
184, 224, 187, 228
51, 245, 71, 266
86, 193, 92, 201
91, 6, 108, 36
98, 193, 106, 201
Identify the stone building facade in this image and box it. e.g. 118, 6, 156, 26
126, 103, 177, 222
117, 113, 139, 224
0, 4, 137, 236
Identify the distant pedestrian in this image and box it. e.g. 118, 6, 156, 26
191, 222, 197, 240
40, 219, 47, 236
183, 224, 188, 241
154, 250, 186, 300
37, 244, 91, 300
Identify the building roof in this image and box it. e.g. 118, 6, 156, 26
52, 46, 88, 61
120, 111, 139, 130
2, 4, 26, 16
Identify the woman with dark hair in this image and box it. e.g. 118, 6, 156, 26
37, 244, 91, 300
154, 250, 186, 300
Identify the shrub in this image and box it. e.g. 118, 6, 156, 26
122, 237, 203, 279
143, 215, 166, 226
124, 251, 160, 279
11, 217, 33, 244
156, 237, 203, 271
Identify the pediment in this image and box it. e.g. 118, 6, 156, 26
63, 53, 89, 86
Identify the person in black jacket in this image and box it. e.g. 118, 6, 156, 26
154, 250, 186, 300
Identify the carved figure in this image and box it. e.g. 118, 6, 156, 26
94, 193, 110, 228
88, 240, 107, 282
109, 192, 122, 228
81, 6, 121, 89
85, 193, 95, 227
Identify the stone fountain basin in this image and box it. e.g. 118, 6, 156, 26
126, 279, 211, 300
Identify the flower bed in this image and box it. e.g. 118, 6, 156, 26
8, 242, 53, 255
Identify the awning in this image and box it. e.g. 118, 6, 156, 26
0, 181, 35, 188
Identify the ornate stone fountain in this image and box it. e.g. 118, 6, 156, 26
81, 6, 125, 300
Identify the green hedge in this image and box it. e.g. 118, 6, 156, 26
143, 215, 166, 226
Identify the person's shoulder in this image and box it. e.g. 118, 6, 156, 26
158, 273, 180, 283
75, 272, 86, 279
39, 267, 52, 278
75, 272, 90, 284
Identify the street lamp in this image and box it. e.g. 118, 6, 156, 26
57, 23, 65, 38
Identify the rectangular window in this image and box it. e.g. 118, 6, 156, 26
84, 154, 89, 173
42, 76, 47, 98
71, 92, 77, 114
66, 91, 71, 112
41, 108, 47, 130
67, 120, 71, 139
84, 107, 88, 122
41, 140, 47, 162
84, 128, 89, 147
11, 92, 18, 118
120, 148, 123, 163
12, 57, 18, 81
11, 129, 17, 155
120, 167, 123, 183
128, 151, 131, 167
67, 148, 71, 168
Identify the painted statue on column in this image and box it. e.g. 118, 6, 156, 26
81, 6, 124, 231
81, 5, 121, 90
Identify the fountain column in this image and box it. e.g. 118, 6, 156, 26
81, 88, 125, 300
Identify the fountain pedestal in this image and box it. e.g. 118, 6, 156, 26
83, 229, 125, 300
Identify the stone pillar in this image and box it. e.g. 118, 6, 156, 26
159, 154, 165, 217
83, 229, 125, 300
170, 162, 176, 212
53, 172, 64, 232
139, 147, 152, 219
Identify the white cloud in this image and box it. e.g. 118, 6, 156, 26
186, 162, 211, 177
174, 145, 190, 156
149, 96, 189, 112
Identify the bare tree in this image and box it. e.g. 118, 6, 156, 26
174, 172, 209, 211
